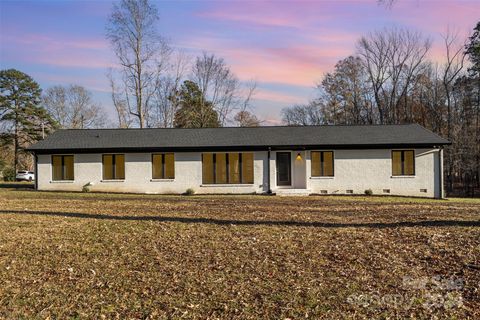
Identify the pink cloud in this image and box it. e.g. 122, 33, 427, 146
9, 33, 108, 50
192, 0, 478, 84
181, 36, 353, 87
390, 1, 479, 35
197, 4, 295, 29
254, 88, 308, 105
2, 0, 477, 126
198, 10, 302, 29
1, 33, 113, 69
30, 71, 110, 93
187, 2, 365, 87
196, 1, 346, 30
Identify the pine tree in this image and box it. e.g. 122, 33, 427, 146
0, 69, 57, 171
173, 80, 220, 128
466, 21, 480, 77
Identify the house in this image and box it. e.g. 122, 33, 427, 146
27, 124, 450, 198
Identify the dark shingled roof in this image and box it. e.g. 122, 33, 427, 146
27, 124, 450, 153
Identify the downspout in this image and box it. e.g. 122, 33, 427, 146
438, 147, 444, 199
34, 153, 38, 190
267, 147, 272, 194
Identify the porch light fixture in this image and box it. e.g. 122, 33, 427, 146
296, 153, 302, 160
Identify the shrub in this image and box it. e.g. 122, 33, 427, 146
82, 182, 92, 193
364, 189, 373, 196
184, 188, 195, 196
2, 167, 16, 182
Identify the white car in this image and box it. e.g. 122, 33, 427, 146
16, 170, 35, 182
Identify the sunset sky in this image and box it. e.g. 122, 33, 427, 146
1, 0, 479, 125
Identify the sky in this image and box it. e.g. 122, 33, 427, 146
1, 0, 479, 126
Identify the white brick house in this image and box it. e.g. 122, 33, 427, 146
27, 124, 450, 198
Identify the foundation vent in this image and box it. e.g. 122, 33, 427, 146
320, 190, 328, 194
420, 189, 428, 193
383, 189, 390, 194
346, 190, 353, 194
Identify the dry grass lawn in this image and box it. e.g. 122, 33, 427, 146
0, 187, 479, 319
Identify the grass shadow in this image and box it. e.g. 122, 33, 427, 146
1, 210, 479, 229
0, 183, 34, 189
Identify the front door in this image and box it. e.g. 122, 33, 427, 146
276, 152, 291, 186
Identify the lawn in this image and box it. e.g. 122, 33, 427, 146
0, 188, 479, 319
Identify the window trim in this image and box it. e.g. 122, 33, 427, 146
391, 150, 415, 176
102, 154, 125, 180
51, 154, 74, 181
311, 151, 335, 177
151, 153, 175, 180
202, 152, 254, 185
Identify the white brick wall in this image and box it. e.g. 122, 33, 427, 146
37, 148, 442, 198
37, 152, 268, 194
304, 149, 441, 198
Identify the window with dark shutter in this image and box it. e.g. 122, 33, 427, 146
103, 154, 125, 180
311, 151, 334, 177
392, 150, 415, 176
152, 153, 175, 179
52, 155, 74, 180
202, 152, 254, 184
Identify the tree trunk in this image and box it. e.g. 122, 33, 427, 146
14, 103, 18, 172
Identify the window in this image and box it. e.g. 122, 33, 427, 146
103, 154, 125, 180
229, 153, 241, 184
202, 152, 254, 184
392, 150, 415, 176
241, 153, 254, 184
152, 153, 175, 179
311, 151, 334, 177
52, 155, 74, 180
216, 153, 227, 184
202, 153, 214, 184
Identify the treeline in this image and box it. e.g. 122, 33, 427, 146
0, 54, 259, 177
105, 0, 259, 129
282, 24, 480, 197
1, 0, 478, 197
0, 0, 260, 178
0, 70, 56, 177
0, 70, 111, 176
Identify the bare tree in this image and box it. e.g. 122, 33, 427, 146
190, 52, 250, 125
233, 111, 261, 127
281, 23, 479, 196
319, 56, 374, 124
233, 80, 261, 127
43, 85, 106, 129
106, 0, 170, 128
150, 50, 190, 128
281, 102, 324, 126
107, 69, 132, 128
411, 62, 446, 132
357, 27, 431, 123
440, 28, 467, 192
441, 28, 466, 139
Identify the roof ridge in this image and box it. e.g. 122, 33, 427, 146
411, 123, 449, 142
27, 123, 450, 152
56, 123, 419, 131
